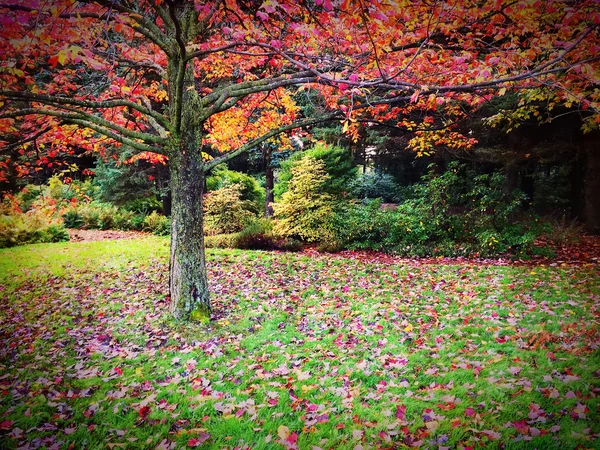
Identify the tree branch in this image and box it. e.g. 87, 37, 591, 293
0, 90, 171, 130
204, 114, 342, 171
0, 126, 52, 152
0, 109, 165, 154
165, 1, 187, 135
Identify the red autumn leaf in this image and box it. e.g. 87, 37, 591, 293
187, 433, 211, 447
0, 421, 14, 430
395, 404, 406, 420
138, 405, 151, 419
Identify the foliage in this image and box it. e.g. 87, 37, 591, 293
304, 143, 358, 196
61, 210, 84, 229
203, 219, 303, 251
142, 211, 170, 236
1, 240, 599, 448
273, 156, 336, 242
94, 156, 166, 209
206, 164, 265, 213
532, 166, 572, 215
203, 183, 256, 236
334, 163, 545, 257
64, 202, 146, 231
204, 233, 239, 249
2, 0, 599, 319
235, 218, 303, 251
348, 171, 404, 203
331, 199, 400, 252
274, 143, 357, 200
122, 197, 163, 215
0, 212, 69, 248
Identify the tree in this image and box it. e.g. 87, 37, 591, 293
1, 0, 599, 320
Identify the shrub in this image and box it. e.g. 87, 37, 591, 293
233, 218, 302, 251
203, 183, 256, 235
16, 185, 45, 212
332, 163, 545, 257
348, 171, 403, 203
97, 204, 120, 230
142, 211, 170, 235
273, 156, 335, 242
203, 220, 303, 252
332, 199, 400, 251
204, 233, 238, 249
75, 204, 102, 229
274, 142, 357, 200
122, 197, 163, 214
0, 212, 69, 248
113, 209, 137, 230
234, 218, 276, 250
62, 210, 84, 228
207, 164, 265, 213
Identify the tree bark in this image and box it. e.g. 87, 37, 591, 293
264, 145, 274, 217
168, 147, 210, 321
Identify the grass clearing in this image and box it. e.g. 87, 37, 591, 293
1, 239, 599, 449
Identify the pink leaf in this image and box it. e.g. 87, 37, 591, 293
188, 433, 211, 447
395, 404, 406, 420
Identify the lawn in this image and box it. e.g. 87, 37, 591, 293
0, 237, 599, 449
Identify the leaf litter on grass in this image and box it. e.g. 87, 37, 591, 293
0, 241, 599, 449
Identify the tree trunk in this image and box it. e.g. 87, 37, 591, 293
264, 145, 274, 217
168, 148, 211, 321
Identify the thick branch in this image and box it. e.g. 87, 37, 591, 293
204, 114, 341, 171
0, 109, 164, 154
0, 90, 170, 130
92, 0, 172, 54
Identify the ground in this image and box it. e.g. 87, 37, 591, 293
0, 236, 599, 449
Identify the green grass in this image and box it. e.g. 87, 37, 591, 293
1, 239, 599, 449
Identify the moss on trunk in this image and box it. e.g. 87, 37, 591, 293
168, 144, 211, 321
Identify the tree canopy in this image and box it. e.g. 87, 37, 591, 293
1, 0, 599, 319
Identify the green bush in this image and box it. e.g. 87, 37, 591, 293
122, 197, 163, 214
0, 213, 69, 248
275, 143, 357, 200
16, 185, 45, 212
332, 163, 545, 257
113, 209, 137, 230
233, 218, 302, 251
97, 204, 120, 230
207, 164, 265, 213
203, 220, 303, 252
75, 204, 102, 229
204, 233, 238, 249
62, 210, 84, 228
348, 171, 403, 203
332, 199, 399, 252
203, 183, 256, 235
142, 211, 170, 235
234, 218, 275, 250
273, 156, 335, 242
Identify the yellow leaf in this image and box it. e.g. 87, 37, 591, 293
57, 50, 68, 65
277, 425, 290, 440
404, 324, 413, 332
498, 87, 506, 96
